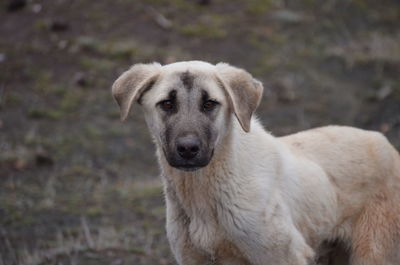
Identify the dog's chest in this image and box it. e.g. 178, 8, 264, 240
185, 196, 222, 254
178, 182, 223, 254
185, 200, 250, 263
188, 209, 221, 254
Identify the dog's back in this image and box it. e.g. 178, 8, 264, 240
280, 125, 400, 192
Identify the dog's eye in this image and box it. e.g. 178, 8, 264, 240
158, 100, 176, 112
203, 100, 218, 112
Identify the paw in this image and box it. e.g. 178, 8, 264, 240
295, 245, 315, 265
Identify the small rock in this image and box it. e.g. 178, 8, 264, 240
35, 150, 54, 167
159, 258, 169, 265
50, 20, 69, 32
58, 40, 68, 50
147, 7, 172, 30
0, 54, 6, 63
376, 84, 392, 100
273, 77, 298, 103
31, 3, 42, 13
73, 72, 88, 87
270, 10, 306, 24
198, 0, 211, 5
380, 123, 391, 133
6, 0, 26, 12
14, 159, 27, 170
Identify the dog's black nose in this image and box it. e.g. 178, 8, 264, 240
176, 135, 200, 160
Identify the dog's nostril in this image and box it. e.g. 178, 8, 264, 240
176, 136, 200, 159
190, 146, 199, 153
177, 146, 186, 153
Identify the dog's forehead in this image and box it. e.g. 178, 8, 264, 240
148, 62, 224, 101
159, 62, 216, 84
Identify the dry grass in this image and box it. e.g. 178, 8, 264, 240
1, 0, 399, 264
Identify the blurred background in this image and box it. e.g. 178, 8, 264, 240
1, 0, 399, 264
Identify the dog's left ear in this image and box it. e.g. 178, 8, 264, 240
216, 63, 263, 132
112, 63, 161, 121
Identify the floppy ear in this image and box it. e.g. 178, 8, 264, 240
112, 63, 161, 121
216, 63, 263, 132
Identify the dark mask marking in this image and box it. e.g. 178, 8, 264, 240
201, 90, 209, 102
169, 89, 177, 100
160, 90, 179, 122
181, 71, 194, 91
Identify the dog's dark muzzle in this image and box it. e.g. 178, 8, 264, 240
164, 135, 214, 172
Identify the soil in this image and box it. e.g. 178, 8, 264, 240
0, 0, 399, 264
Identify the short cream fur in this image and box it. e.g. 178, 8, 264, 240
112, 61, 400, 265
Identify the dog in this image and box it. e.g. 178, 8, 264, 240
112, 61, 400, 265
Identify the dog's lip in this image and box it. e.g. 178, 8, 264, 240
166, 159, 206, 171
176, 165, 202, 172
172, 160, 208, 171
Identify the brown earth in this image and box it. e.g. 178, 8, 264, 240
0, 0, 399, 264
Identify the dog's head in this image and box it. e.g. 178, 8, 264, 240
112, 61, 263, 171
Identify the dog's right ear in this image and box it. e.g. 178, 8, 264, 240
112, 63, 161, 121
216, 63, 263, 132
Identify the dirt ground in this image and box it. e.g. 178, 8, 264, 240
0, 0, 399, 264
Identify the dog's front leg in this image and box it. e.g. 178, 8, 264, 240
230, 224, 314, 265
220, 203, 314, 265
165, 188, 212, 265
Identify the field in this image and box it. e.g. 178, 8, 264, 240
1, 0, 399, 264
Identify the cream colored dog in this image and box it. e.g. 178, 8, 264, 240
112, 61, 400, 265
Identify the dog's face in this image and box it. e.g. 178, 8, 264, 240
112, 61, 263, 171
140, 68, 230, 171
